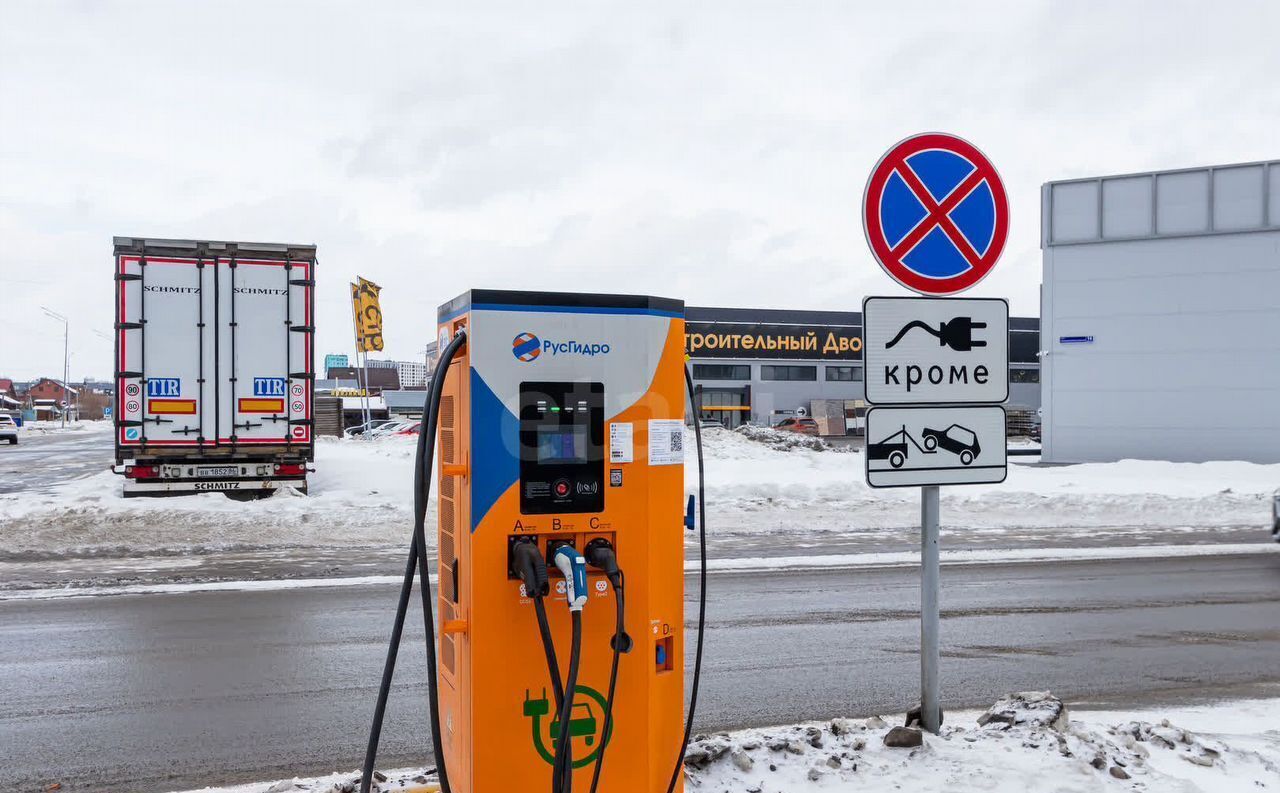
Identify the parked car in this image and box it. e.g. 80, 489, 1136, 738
921, 424, 981, 465
774, 417, 820, 436
1272, 488, 1279, 543
698, 419, 725, 430
394, 422, 422, 436
0, 414, 17, 445
370, 420, 417, 438
344, 419, 399, 438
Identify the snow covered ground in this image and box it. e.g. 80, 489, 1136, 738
170, 694, 1280, 793
2, 426, 1277, 562
14, 418, 109, 434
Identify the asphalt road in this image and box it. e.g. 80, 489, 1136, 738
3, 552, 1278, 793
0, 425, 113, 495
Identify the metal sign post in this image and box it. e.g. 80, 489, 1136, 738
349, 287, 372, 436
920, 485, 940, 731
860, 132, 1011, 735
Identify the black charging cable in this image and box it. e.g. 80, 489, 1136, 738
551, 610, 584, 793
513, 539, 565, 715
359, 329, 467, 793
584, 540, 630, 793
665, 364, 708, 793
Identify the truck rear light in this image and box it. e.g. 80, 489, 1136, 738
276, 463, 306, 477
125, 465, 159, 479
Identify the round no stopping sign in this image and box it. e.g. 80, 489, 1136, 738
862, 132, 1009, 295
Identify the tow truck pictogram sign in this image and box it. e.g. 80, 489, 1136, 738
862, 132, 1009, 296
865, 405, 1007, 487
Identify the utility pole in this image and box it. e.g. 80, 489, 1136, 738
42, 307, 69, 428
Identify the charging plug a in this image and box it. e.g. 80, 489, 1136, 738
511, 539, 549, 598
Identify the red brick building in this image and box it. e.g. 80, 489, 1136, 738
27, 378, 78, 404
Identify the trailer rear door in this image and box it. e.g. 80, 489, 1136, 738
115, 242, 314, 452
217, 256, 313, 445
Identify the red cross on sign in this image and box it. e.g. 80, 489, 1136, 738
862, 133, 1009, 295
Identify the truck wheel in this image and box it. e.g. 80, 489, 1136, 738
224, 490, 272, 502
889, 451, 905, 469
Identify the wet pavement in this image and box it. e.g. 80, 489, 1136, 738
0, 424, 113, 495
2, 551, 1278, 792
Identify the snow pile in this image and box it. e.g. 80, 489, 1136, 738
3, 428, 1278, 560
170, 695, 1280, 793
18, 419, 110, 434
679, 692, 1279, 792
0, 435, 422, 559
697, 432, 1278, 535
731, 423, 835, 452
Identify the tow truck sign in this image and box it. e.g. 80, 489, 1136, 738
863, 296, 1008, 405
865, 405, 1006, 487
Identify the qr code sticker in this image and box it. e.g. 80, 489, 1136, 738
670, 431, 683, 452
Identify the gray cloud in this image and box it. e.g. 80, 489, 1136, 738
1, 1, 1277, 377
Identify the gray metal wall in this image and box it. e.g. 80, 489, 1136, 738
1041, 160, 1280, 463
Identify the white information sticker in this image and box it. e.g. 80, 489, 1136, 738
647, 419, 685, 466
609, 422, 634, 464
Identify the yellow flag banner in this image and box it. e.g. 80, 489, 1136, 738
350, 277, 385, 352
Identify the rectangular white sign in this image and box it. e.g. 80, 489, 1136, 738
863, 297, 1008, 405
609, 422, 633, 463
648, 419, 684, 466
865, 405, 1007, 487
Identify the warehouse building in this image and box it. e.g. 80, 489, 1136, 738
1040, 159, 1280, 463
685, 306, 1041, 432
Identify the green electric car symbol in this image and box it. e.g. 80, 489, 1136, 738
523, 686, 611, 766
552, 702, 598, 747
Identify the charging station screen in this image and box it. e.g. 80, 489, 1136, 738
536, 426, 588, 464
519, 381, 604, 514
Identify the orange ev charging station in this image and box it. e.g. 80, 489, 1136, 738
360, 290, 703, 793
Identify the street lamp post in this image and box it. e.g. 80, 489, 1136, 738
42, 307, 69, 428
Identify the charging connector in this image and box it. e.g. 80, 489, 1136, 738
583, 538, 622, 588
552, 545, 588, 612
511, 538, 549, 598
585, 538, 630, 793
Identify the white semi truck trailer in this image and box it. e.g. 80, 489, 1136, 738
112, 237, 316, 498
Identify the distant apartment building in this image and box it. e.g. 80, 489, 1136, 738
396, 360, 429, 388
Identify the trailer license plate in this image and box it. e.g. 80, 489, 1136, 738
197, 466, 240, 478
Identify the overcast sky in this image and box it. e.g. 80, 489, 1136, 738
2, 1, 1277, 379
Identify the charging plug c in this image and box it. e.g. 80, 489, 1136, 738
584, 538, 623, 589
